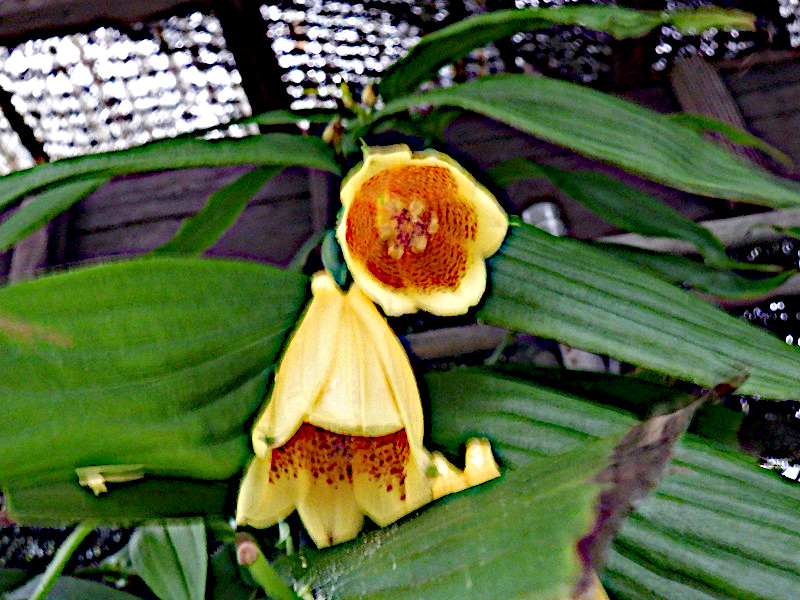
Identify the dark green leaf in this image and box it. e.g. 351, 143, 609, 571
5, 479, 231, 524
480, 223, 800, 399
0, 134, 339, 214
4, 576, 142, 600
0, 569, 28, 594
367, 108, 466, 148
208, 543, 258, 600
0, 258, 308, 520
379, 6, 753, 101
668, 112, 792, 167
592, 242, 795, 299
489, 158, 730, 265
424, 368, 636, 466
484, 363, 688, 421
152, 166, 282, 255
285, 439, 617, 600
129, 520, 207, 600
375, 75, 800, 208
424, 370, 800, 600
249, 108, 341, 126
606, 436, 800, 600
274, 369, 634, 599
321, 230, 348, 286
0, 176, 109, 254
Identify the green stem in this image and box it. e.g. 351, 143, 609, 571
237, 533, 300, 600
30, 520, 98, 600
246, 553, 300, 600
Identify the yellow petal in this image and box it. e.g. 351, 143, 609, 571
463, 437, 501, 486
346, 284, 427, 465
430, 438, 501, 500
351, 431, 433, 526
295, 434, 365, 549
430, 452, 469, 499
306, 283, 404, 436
235, 454, 309, 529
251, 273, 345, 455
76, 464, 145, 496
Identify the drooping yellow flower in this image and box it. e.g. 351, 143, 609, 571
336, 145, 508, 316
236, 271, 499, 547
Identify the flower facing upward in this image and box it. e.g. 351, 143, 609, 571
236, 272, 499, 547
336, 145, 508, 316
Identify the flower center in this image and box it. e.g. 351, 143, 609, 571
344, 164, 478, 290
377, 198, 439, 260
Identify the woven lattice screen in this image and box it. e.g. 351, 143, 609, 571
0, 11, 255, 174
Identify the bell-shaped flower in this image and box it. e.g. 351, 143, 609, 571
336, 145, 508, 316
236, 272, 499, 547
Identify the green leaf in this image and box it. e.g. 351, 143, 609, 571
152, 166, 282, 255
284, 438, 617, 600
321, 230, 348, 287
0, 134, 339, 214
480, 223, 800, 399
5, 478, 232, 524
129, 520, 207, 600
668, 112, 792, 167
248, 108, 341, 127
488, 158, 730, 265
208, 543, 259, 600
423, 369, 800, 600
592, 242, 795, 299
379, 6, 753, 101
374, 74, 800, 208
0, 257, 308, 520
4, 576, 142, 600
0, 176, 109, 254
606, 437, 800, 600
484, 363, 688, 421
0, 569, 28, 594
424, 368, 636, 466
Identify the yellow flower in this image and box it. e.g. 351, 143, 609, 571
336, 145, 508, 316
236, 272, 500, 547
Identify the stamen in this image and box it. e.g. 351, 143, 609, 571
410, 235, 428, 253
378, 198, 439, 260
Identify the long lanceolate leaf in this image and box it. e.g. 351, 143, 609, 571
481, 223, 800, 399
379, 6, 753, 101
0, 133, 339, 213
152, 166, 283, 255
427, 369, 800, 600
129, 520, 207, 600
0, 175, 109, 255
607, 437, 800, 600
286, 439, 619, 600
488, 158, 731, 266
0, 258, 307, 519
375, 74, 800, 208
593, 242, 795, 300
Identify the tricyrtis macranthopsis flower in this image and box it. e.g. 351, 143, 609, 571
336, 145, 508, 316
236, 272, 499, 547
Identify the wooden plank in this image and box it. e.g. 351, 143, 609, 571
212, 0, 291, 113
736, 80, 800, 121
0, 0, 212, 43
670, 56, 765, 167
72, 197, 314, 266
747, 111, 800, 168
720, 51, 800, 96
74, 167, 310, 232
7, 199, 52, 283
